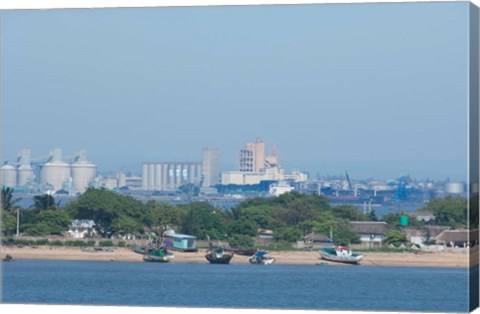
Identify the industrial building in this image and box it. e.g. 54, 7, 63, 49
201, 148, 219, 187
221, 138, 308, 185
1, 148, 97, 194
142, 162, 202, 191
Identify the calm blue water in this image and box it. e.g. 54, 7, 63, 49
1, 260, 470, 312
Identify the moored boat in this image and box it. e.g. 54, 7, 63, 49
318, 246, 363, 264
143, 239, 174, 263
205, 246, 234, 264
249, 251, 275, 265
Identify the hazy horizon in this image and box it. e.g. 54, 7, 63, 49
1, 2, 470, 181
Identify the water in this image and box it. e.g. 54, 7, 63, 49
1, 260, 470, 312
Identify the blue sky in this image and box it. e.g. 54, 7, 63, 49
1, 2, 470, 180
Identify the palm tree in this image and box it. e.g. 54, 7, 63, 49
2, 186, 22, 236
1, 186, 20, 213
32, 194, 58, 212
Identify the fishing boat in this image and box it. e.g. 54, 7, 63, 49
205, 246, 234, 264
249, 251, 275, 265
318, 246, 363, 264
143, 240, 174, 263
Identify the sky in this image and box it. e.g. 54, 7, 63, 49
0, 2, 470, 181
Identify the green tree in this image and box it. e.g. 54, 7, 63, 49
32, 194, 58, 213
228, 234, 254, 249
383, 229, 408, 246
0, 210, 16, 236
332, 204, 368, 221
1, 186, 20, 213
146, 201, 186, 233
227, 218, 258, 237
181, 202, 225, 240
24, 210, 71, 236
112, 215, 143, 236
274, 226, 303, 242
422, 195, 467, 228
66, 188, 147, 238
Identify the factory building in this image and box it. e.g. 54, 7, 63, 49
142, 162, 202, 191
221, 167, 308, 185
239, 138, 265, 172
201, 148, 219, 187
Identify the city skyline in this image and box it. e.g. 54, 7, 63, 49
1, 2, 470, 181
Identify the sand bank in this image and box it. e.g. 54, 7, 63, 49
0, 246, 473, 268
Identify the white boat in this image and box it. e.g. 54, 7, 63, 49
318, 246, 363, 264
249, 251, 275, 265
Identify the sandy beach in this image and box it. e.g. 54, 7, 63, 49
0, 246, 474, 268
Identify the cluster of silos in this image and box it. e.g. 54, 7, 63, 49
39, 149, 96, 193
1, 148, 97, 194
142, 162, 202, 191
0, 149, 35, 188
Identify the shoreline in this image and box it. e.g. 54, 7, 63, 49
1, 246, 473, 268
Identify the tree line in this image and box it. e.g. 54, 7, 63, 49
1, 187, 470, 247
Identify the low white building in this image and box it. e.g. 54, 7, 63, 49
68, 220, 96, 239
221, 167, 308, 185
350, 221, 392, 248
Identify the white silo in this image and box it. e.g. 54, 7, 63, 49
117, 172, 127, 188
17, 165, 34, 186
1, 164, 17, 187
71, 150, 97, 194
445, 182, 465, 194
40, 149, 71, 191
17, 149, 34, 186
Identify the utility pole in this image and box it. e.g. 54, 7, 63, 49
16, 208, 20, 237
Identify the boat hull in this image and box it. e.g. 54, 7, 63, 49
319, 249, 363, 264
143, 254, 174, 263
205, 253, 234, 264
249, 257, 275, 265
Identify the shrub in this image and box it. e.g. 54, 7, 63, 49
99, 240, 114, 247
65, 240, 88, 247
34, 239, 49, 246
86, 240, 96, 246
228, 234, 254, 249
117, 241, 127, 248
49, 240, 64, 246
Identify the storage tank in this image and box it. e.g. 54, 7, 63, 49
399, 215, 409, 226
445, 182, 465, 194
17, 164, 34, 186
1, 164, 17, 187
71, 151, 96, 194
16, 148, 34, 186
40, 149, 70, 191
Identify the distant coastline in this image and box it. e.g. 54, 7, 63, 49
1, 246, 473, 268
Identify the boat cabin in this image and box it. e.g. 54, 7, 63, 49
164, 233, 198, 252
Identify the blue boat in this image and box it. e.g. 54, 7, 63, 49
249, 251, 275, 265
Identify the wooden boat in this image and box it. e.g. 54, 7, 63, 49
318, 246, 363, 264
249, 251, 275, 265
205, 246, 234, 264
